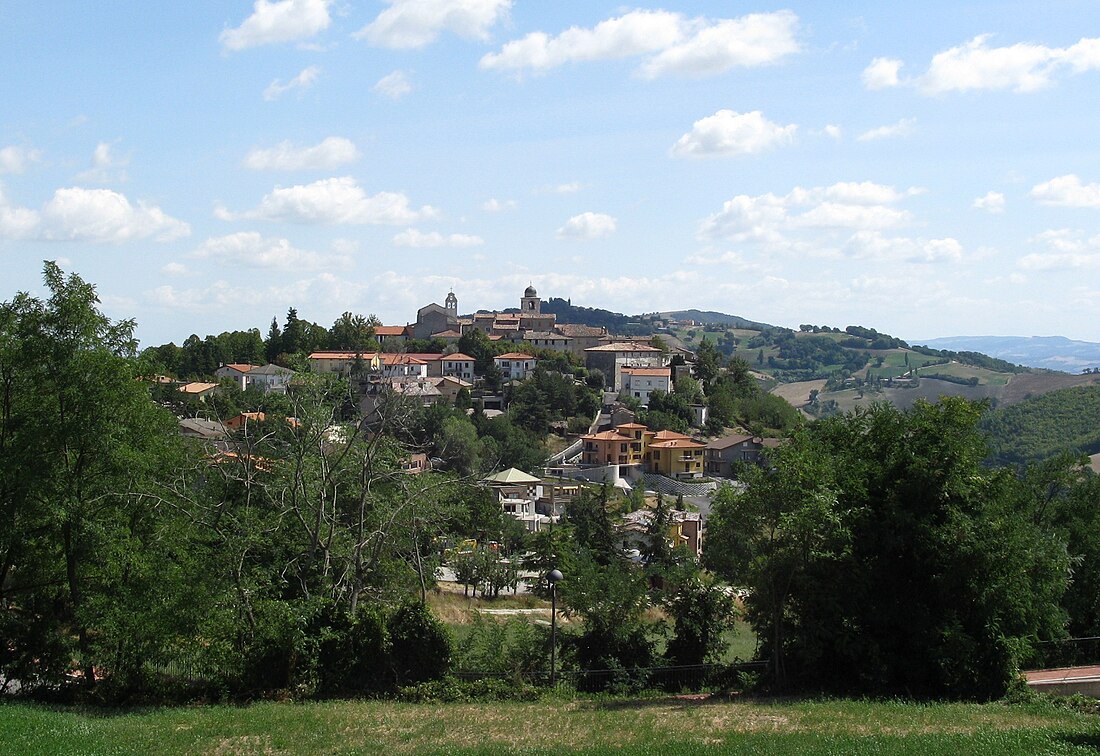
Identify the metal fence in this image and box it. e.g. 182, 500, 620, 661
1029, 637, 1100, 670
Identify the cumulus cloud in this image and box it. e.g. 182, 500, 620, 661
0, 186, 189, 242
556, 212, 616, 240
973, 191, 1006, 213
482, 197, 516, 212
537, 182, 582, 195
823, 124, 842, 140
190, 231, 349, 270
862, 57, 902, 89
392, 228, 484, 248
221, 0, 331, 52
670, 109, 796, 158
76, 141, 129, 183
1030, 174, 1100, 208
872, 34, 1100, 95
480, 9, 798, 78
355, 0, 511, 49
243, 137, 360, 171
218, 176, 437, 225
372, 70, 412, 99
857, 118, 916, 141
0, 145, 41, 174
1019, 229, 1100, 270
263, 65, 322, 101
695, 180, 957, 265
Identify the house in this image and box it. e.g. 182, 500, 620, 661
580, 429, 640, 466
373, 325, 410, 345
401, 452, 430, 474
308, 351, 428, 379
555, 323, 609, 355
493, 352, 536, 381
620, 366, 672, 406
215, 363, 256, 391
536, 479, 581, 518
646, 433, 706, 479
178, 381, 219, 400
584, 342, 665, 391
246, 363, 295, 394
434, 375, 473, 404
404, 352, 476, 380
481, 467, 551, 532
440, 353, 475, 380
509, 331, 571, 351
619, 507, 703, 559
705, 433, 783, 477
225, 411, 266, 430
178, 417, 227, 441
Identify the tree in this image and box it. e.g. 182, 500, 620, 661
329, 311, 379, 351
664, 576, 738, 665
706, 398, 1069, 699
693, 338, 722, 386
0, 262, 194, 689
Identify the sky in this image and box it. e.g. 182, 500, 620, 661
3, 1, 1100, 347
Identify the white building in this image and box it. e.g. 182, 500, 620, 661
493, 352, 537, 381
621, 366, 672, 406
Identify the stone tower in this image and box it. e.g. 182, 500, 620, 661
521, 284, 540, 314
445, 290, 458, 318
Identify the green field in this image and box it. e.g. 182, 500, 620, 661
4, 695, 1100, 754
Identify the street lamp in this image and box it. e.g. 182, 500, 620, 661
547, 568, 563, 686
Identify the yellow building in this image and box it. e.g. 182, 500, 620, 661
645, 431, 706, 478
581, 425, 705, 478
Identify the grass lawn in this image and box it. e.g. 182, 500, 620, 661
4, 695, 1100, 754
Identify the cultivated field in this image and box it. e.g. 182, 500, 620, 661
4, 696, 1100, 754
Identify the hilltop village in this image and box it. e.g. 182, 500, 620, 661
159, 284, 795, 539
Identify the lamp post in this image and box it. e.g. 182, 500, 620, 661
547, 568, 563, 686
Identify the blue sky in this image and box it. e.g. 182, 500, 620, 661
3, 1, 1100, 346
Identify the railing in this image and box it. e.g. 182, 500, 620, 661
1028, 637, 1100, 670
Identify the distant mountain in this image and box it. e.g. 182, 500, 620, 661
660, 309, 774, 330
541, 298, 653, 336
914, 336, 1100, 373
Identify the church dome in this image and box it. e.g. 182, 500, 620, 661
524, 285, 537, 298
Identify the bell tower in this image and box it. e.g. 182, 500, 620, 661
445, 290, 458, 317
521, 284, 540, 314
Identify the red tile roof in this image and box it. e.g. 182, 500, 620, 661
495, 352, 535, 360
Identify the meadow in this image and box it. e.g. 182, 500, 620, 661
4, 694, 1100, 754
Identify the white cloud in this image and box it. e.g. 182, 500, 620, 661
794, 202, 911, 230
372, 70, 412, 99
219, 176, 437, 225
1030, 174, 1100, 208
392, 228, 484, 248
76, 141, 129, 183
862, 57, 902, 89
918, 34, 1100, 94
823, 124, 842, 140
263, 65, 322, 101
670, 109, 797, 158
845, 231, 963, 263
556, 212, 616, 240
640, 11, 800, 79
221, 0, 331, 52
161, 262, 189, 276
480, 9, 798, 78
355, 0, 511, 49
537, 182, 582, 194
190, 231, 349, 270
243, 137, 360, 171
482, 197, 516, 212
0, 186, 189, 243
1019, 229, 1100, 270
973, 191, 1005, 213
0, 145, 41, 174
857, 118, 915, 141
696, 181, 956, 264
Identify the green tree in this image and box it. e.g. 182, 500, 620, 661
0, 262, 195, 689
705, 398, 1069, 699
